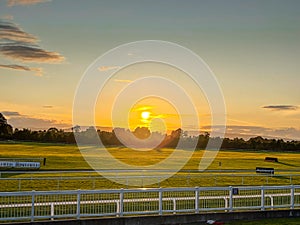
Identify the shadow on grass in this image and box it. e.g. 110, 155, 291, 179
0, 172, 23, 178
276, 161, 298, 167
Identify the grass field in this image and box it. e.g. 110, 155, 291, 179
1, 142, 300, 224
1, 141, 300, 170
226, 217, 300, 225
1, 141, 300, 191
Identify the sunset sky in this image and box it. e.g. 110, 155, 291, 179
0, 0, 299, 140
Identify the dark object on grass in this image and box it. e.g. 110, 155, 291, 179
265, 157, 278, 162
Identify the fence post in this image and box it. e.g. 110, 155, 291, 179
291, 185, 295, 210
195, 187, 199, 213
31, 190, 35, 222
76, 190, 81, 219
119, 188, 124, 217
159, 188, 163, 215
172, 198, 176, 214
261, 186, 265, 211
229, 186, 233, 212
50, 203, 55, 221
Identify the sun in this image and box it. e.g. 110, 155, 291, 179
141, 111, 150, 120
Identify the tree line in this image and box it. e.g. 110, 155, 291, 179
0, 113, 299, 151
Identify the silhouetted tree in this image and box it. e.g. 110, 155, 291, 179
0, 113, 13, 139
72, 125, 81, 133
0, 118, 298, 151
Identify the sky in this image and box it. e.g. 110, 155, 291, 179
0, 0, 299, 140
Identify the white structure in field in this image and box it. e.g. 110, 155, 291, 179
0, 161, 40, 169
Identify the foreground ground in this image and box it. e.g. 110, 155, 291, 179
178, 217, 300, 225
1, 142, 300, 224
226, 217, 300, 225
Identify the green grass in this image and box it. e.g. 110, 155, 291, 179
0, 142, 90, 170
1, 141, 300, 191
1, 141, 300, 171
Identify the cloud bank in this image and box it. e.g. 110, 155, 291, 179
2, 111, 70, 130
1, 111, 21, 116
202, 125, 300, 141
0, 20, 64, 76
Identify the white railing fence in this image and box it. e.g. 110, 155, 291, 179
0, 185, 300, 222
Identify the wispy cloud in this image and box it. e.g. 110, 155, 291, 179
7, 0, 51, 7
0, 45, 64, 63
0, 64, 43, 76
0, 20, 64, 76
114, 79, 132, 83
262, 105, 298, 111
133, 106, 153, 112
0, 20, 37, 43
42, 105, 53, 108
98, 66, 120, 72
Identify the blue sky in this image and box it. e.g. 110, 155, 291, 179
0, 0, 299, 140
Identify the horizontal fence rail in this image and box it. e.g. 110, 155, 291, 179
0, 185, 300, 222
